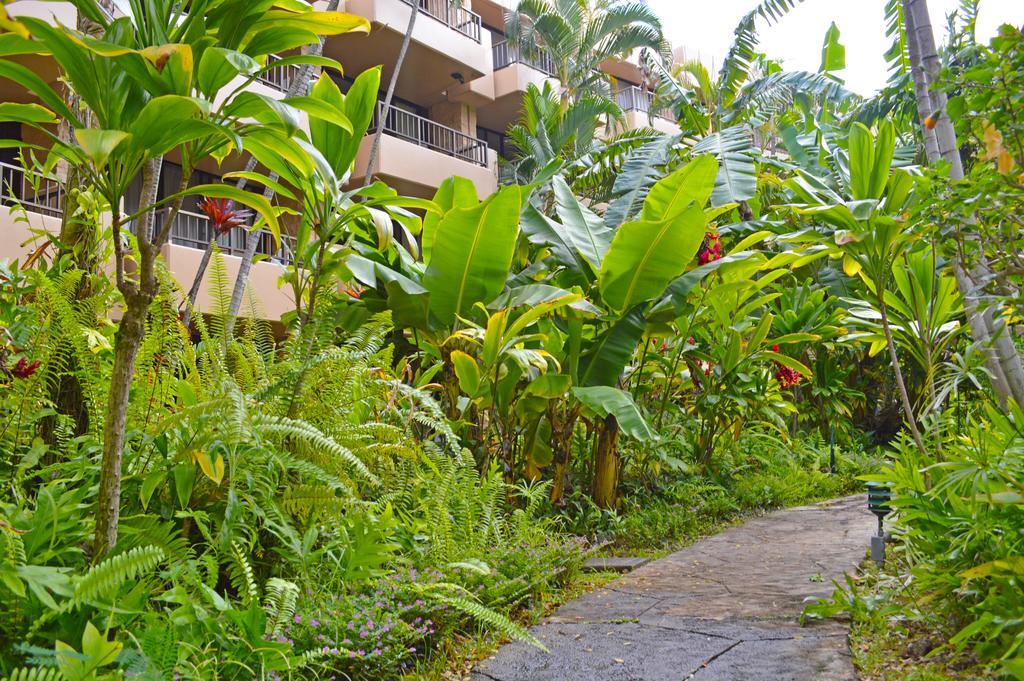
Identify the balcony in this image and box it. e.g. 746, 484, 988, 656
0, 160, 64, 218
155, 207, 295, 266
0, 160, 65, 264
325, 0, 491, 103
474, 40, 558, 132
370, 102, 488, 166
617, 85, 673, 121
256, 55, 306, 94
617, 85, 680, 134
352, 102, 497, 199
492, 40, 555, 78
399, 0, 481, 43
154, 207, 297, 320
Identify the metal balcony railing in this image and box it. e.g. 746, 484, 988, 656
257, 54, 305, 94
0, 160, 65, 218
155, 207, 295, 266
492, 40, 556, 77
399, 0, 482, 42
369, 102, 488, 167
617, 85, 675, 122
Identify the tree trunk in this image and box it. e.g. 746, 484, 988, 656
94, 157, 163, 557
591, 414, 620, 508
903, 3, 940, 162
362, 0, 418, 183
953, 263, 1014, 407
878, 293, 928, 455
548, 407, 577, 504
93, 290, 149, 556
904, 0, 1024, 412
905, 0, 963, 178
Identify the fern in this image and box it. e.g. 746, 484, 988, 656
228, 541, 257, 603
255, 414, 378, 485
137, 616, 180, 676
73, 545, 165, 606
1, 668, 63, 681
263, 578, 299, 637
417, 582, 547, 652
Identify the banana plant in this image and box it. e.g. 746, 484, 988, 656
0, 0, 368, 556
520, 155, 723, 505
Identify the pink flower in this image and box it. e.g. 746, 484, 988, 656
697, 231, 722, 265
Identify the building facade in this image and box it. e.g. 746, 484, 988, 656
0, 0, 678, 320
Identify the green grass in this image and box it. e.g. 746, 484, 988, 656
850, 614, 995, 681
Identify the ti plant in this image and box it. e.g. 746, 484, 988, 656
786, 120, 932, 454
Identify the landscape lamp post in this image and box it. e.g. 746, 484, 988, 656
867, 482, 892, 566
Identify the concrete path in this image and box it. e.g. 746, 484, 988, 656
472, 495, 874, 681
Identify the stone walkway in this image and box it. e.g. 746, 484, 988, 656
472, 495, 874, 681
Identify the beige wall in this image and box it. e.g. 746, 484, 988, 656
0, 206, 293, 321
6, 0, 77, 24
341, 0, 492, 87
429, 100, 476, 137
161, 243, 295, 320
623, 109, 681, 136
491, 63, 555, 100
0, 205, 59, 265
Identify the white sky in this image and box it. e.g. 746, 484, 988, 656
648, 0, 1024, 95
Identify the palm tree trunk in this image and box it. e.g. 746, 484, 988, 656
904, 0, 963, 178
362, 0, 418, 183
904, 0, 1024, 412
183, 0, 340, 331
903, 3, 940, 162
591, 414, 620, 508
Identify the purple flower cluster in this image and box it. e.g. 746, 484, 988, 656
287, 569, 444, 680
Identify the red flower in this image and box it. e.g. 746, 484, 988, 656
772, 360, 802, 389
697, 231, 722, 265
11, 357, 40, 379
197, 197, 252, 235
772, 344, 780, 352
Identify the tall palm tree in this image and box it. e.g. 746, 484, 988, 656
505, 0, 670, 106
362, 0, 464, 183
506, 81, 619, 183
902, 0, 1024, 411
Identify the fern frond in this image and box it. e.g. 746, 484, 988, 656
255, 415, 378, 485
228, 541, 257, 603
74, 545, 165, 606
418, 583, 546, 652
1, 668, 64, 681
263, 578, 299, 637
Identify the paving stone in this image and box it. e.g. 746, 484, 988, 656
688, 636, 856, 680
582, 556, 651, 573
471, 495, 874, 680
471, 622, 734, 681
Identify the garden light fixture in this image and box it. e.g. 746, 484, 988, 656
867, 482, 892, 566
